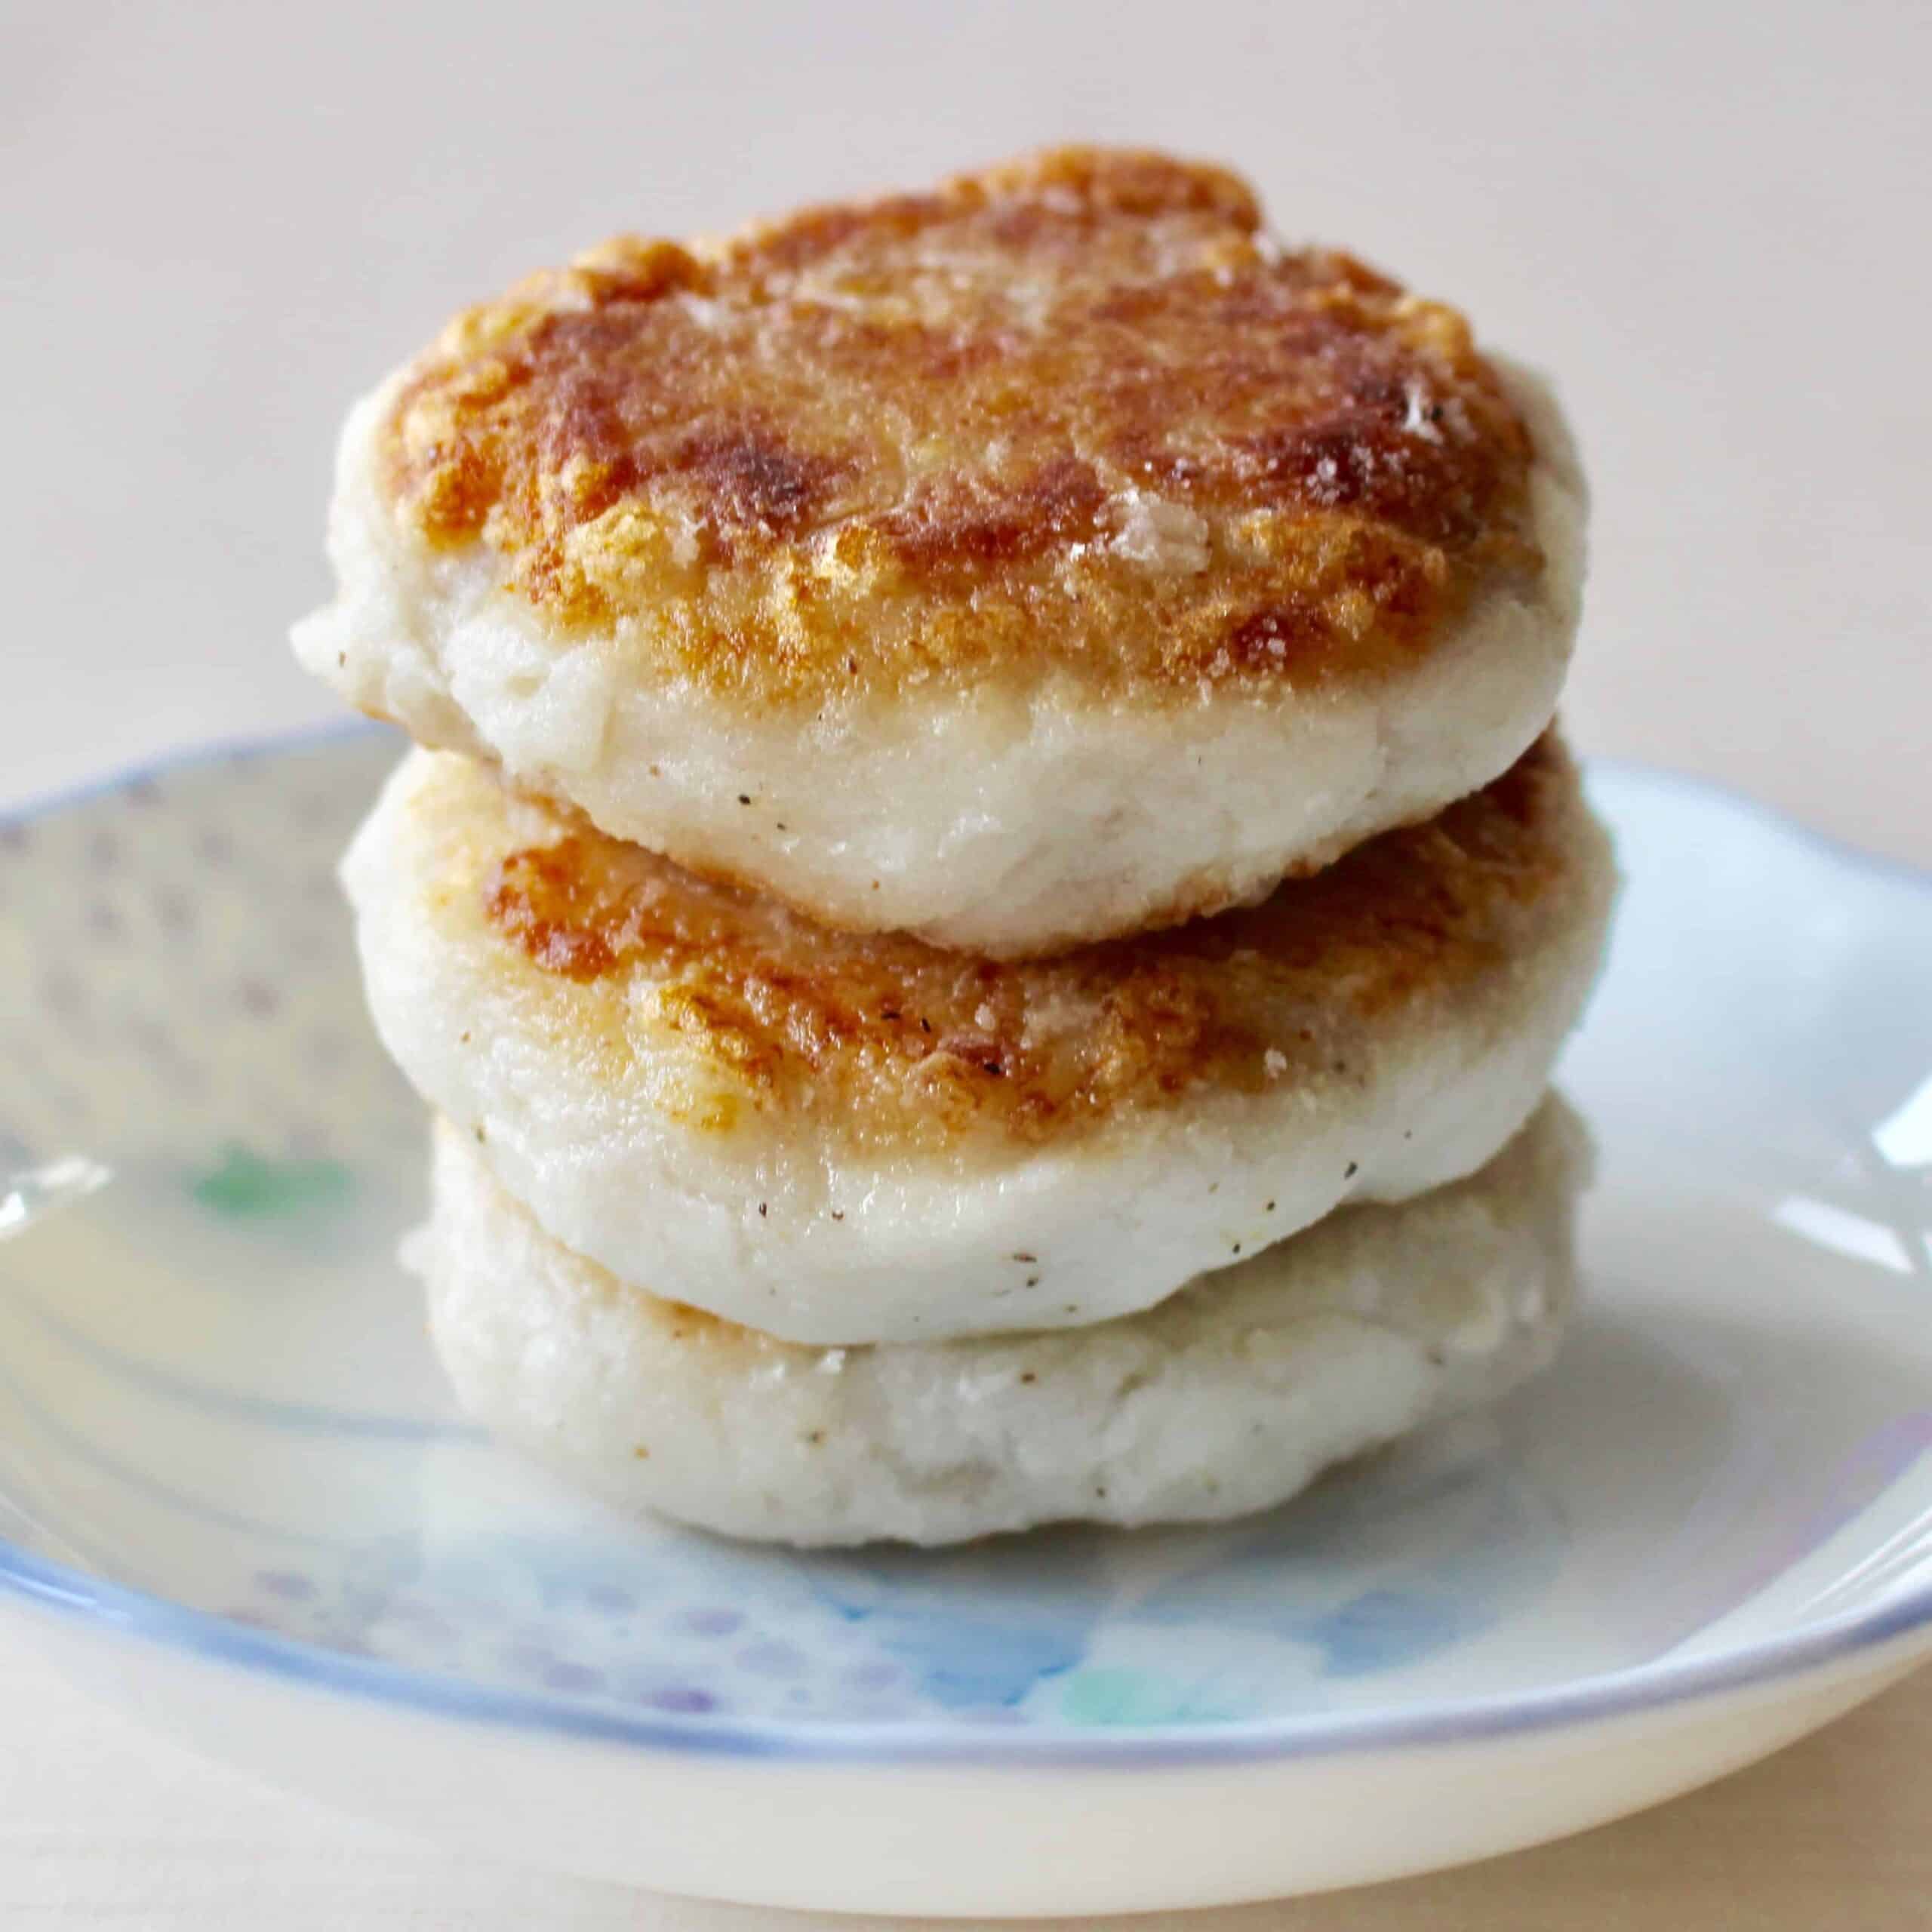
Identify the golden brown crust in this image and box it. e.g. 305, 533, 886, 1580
472, 734, 1589, 1150
381, 147, 1543, 707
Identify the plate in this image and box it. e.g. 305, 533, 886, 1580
2, 728, 1930, 1917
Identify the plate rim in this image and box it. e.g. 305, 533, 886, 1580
2, 722, 1930, 1770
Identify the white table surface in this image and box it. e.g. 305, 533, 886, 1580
4, 4, 1928, 1925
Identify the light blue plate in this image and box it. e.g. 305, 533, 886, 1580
2, 729, 1929, 1913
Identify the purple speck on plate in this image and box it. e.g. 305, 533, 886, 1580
735, 1641, 807, 1678
678, 1607, 742, 1638
255, 1570, 318, 1603
582, 1583, 637, 1614
641, 1685, 717, 1715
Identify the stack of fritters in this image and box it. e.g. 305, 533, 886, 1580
294, 149, 1614, 1546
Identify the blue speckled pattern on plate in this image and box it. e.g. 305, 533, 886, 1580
2, 727, 1932, 1756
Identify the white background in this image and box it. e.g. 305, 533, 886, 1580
3, 2, 1929, 1925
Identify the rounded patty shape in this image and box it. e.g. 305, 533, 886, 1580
297, 146, 1587, 955
414, 1099, 1586, 1547
343, 734, 1614, 1346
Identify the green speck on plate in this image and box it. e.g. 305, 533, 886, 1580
1058, 1667, 1237, 1727
190, 1145, 352, 1220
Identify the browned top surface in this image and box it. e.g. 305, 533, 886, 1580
453, 734, 1590, 1152
381, 147, 1545, 707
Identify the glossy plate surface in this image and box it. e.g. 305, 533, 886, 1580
1, 730, 1929, 1913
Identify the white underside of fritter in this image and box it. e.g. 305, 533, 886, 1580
295, 363, 1586, 958
411, 1099, 1586, 1547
